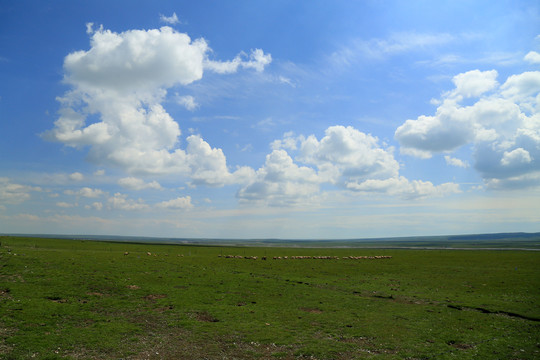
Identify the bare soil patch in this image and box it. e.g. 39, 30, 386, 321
143, 294, 167, 301
191, 311, 219, 322
300, 307, 323, 313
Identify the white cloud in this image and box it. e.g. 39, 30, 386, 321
186, 135, 255, 186
204, 49, 271, 74
63, 26, 208, 92
501, 148, 533, 166
160, 12, 180, 25
524, 51, 540, 64
346, 176, 461, 200
69, 172, 84, 181
64, 187, 106, 198
239, 143, 253, 152
156, 196, 193, 210
94, 169, 105, 176
85, 202, 103, 211
57, 202, 77, 208
395, 64, 540, 189
108, 193, 148, 211
237, 150, 321, 206
372, 32, 454, 55
444, 155, 469, 168
395, 70, 508, 156
43, 25, 270, 182
176, 94, 198, 111
451, 69, 498, 98
296, 125, 399, 184
0, 178, 41, 204
240, 125, 458, 205
330, 32, 455, 66
278, 76, 295, 87
118, 177, 162, 190
85, 22, 103, 35
422, 51, 523, 68
254, 117, 277, 132
499, 71, 540, 110
86, 22, 94, 34
484, 172, 540, 190
270, 131, 297, 151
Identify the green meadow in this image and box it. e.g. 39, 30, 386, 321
1, 236, 539, 359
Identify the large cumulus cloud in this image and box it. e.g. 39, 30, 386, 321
237, 149, 320, 206
395, 63, 540, 189
44, 25, 270, 185
238, 126, 459, 205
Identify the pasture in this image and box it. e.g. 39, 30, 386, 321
0, 236, 539, 359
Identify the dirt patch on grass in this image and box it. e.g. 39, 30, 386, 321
0, 287, 11, 299
61, 347, 108, 360
143, 294, 167, 301
190, 311, 219, 322
0, 274, 25, 282
116, 313, 271, 359
0, 326, 16, 355
154, 305, 174, 312
300, 307, 323, 313
447, 340, 475, 350
129, 332, 299, 360
334, 335, 399, 356
45, 296, 68, 303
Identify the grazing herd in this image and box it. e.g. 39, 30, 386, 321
218, 254, 392, 260
122, 252, 392, 260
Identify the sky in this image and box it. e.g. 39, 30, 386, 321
1, 1, 539, 239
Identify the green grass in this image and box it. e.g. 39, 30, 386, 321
1, 236, 539, 359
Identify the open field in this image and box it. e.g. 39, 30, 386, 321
1, 236, 539, 359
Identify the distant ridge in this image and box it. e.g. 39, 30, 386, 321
1, 232, 540, 249
446, 232, 539, 241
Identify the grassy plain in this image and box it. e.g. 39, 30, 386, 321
1, 236, 539, 359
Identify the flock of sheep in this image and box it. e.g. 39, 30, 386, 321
219, 255, 392, 260
122, 252, 392, 260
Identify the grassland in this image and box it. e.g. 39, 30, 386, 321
1, 236, 539, 359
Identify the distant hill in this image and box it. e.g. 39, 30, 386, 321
2, 232, 540, 249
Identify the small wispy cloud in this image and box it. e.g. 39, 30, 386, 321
118, 177, 163, 191
524, 51, 540, 64
57, 201, 77, 208
64, 187, 106, 198
253, 117, 276, 131
156, 196, 193, 210
239, 143, 253, 152
108, 193, 149, 211
160, 12, 180, 25
330, 32, 455, 67
175, 94, 199, 111
69, 172, 84, 181
444, 155, 469, 168
371, 32, 455, 55
85, 202, 103, 211
419, 51, 522, 67
278, 76, 295, 87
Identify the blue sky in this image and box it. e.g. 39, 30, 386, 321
1, 1, 539, 239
